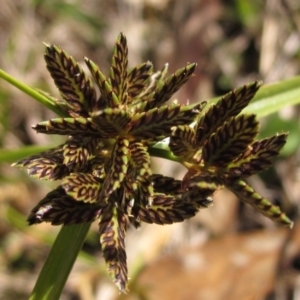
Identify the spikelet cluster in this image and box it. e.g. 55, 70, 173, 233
14, 33, 292, 291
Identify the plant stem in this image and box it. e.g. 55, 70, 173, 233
0, 146, 51, 163
29, 223, 91, 300
0, 69, 67, 116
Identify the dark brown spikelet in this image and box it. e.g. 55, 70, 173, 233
196, 81, 262, 146
151, 174, 182, 194
100, 138, 129, 201
182, 185, 215, 204
99, 204, 128, 292
202, 114, 259, 166
132, 193, 213, 225
169, 125, 196, 158
127, 61, 153, 101
109, 33, 128, 105
33, 117, 100, 136
229, 180, 293, 228
128, 142, 153, 205
216, 81, 262, 119
130, 103, 203, 140
79, 156, 107, 178
27, 187, 64, 225
84, 57, 111, 110
145, 63, 197, 110
91, 108, 131, 137
63, 137, 96, 171
134, 66, 167, 112
62, 173, 103, 203
13, 146, 63, 168
28, 187, 102, 225
224, 133, 288, 179
44, 44, 96, 117
25, 157, 69, 181
13, 147, 69, 181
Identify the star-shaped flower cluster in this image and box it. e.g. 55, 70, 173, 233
14, 33, 293, 292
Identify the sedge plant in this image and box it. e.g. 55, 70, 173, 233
0, 33, 295, 297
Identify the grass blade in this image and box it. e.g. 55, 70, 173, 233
0, 69, 67, 116
29, 223, 91, 300
244, 76, 300, 117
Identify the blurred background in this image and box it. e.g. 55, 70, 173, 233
1, 0, 300, 299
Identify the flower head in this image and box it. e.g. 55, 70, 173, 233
14, 33, 293, 292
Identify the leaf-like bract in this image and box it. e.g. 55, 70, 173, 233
127, 61, 153, 101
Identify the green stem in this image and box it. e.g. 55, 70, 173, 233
148, 139, 183, 163
29, 223, 91, 300
0, 146, 51, 163
1, 142, 182, 165
0, 69, 67, 117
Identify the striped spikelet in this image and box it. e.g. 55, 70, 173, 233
13, 33, 293, 292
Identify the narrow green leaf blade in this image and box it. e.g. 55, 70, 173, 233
29, 223, 91, 300
244, 76, 300, 117
0, 69, 68, 116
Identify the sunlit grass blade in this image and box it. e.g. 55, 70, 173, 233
205, 76, 300, 117
0, 68, 68, 117
243, 76, 300, 117
0, 146, 52, 163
